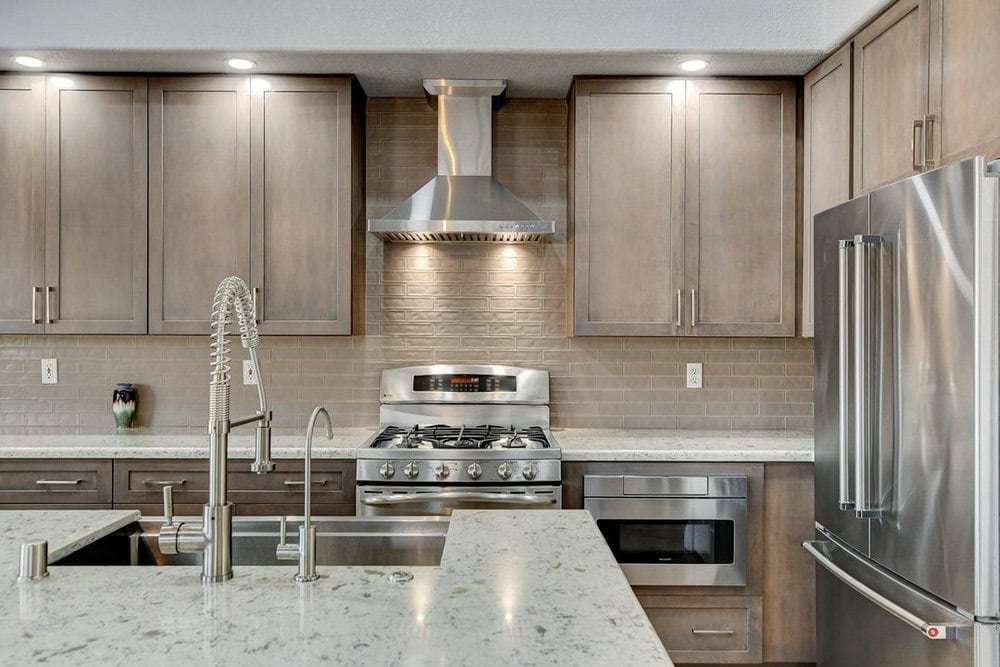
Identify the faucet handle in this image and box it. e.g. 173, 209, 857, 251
276, 515, 300, 561
162, 485, 175, 526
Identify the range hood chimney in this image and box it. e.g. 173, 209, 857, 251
367, 79, 556, 243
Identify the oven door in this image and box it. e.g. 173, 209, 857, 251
358, 485, 562, 517
584, 496, 747, 586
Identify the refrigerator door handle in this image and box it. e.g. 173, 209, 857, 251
837, 239, 855, 510
853, 235, 883, 519
803, 540, 971, 640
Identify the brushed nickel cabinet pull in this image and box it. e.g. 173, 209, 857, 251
675, 289, 683, 327
35, 479, 82, 486
284, 479, 328, 487
691, 627, 735, 635
690, 289, 698, 326
253, 287, 262, 324
923, 114, 936, 169
45, 286, 55, 324
143, 479, 188, 487
31, 286, 42, 324
912, 118, 924, 170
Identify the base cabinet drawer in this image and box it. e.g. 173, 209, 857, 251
0, 459, 112, 505
638, 595, 762, 664
112, 459, 356, 509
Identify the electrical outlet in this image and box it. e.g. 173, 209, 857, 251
243, 359, 257, 385
686, 362, 703, 389
41, 358, 58, 384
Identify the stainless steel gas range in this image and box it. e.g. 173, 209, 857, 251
356, 365, 562, 516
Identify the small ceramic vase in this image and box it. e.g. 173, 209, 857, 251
112, 383, 137, 429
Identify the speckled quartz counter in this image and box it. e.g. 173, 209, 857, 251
553, 429, 814, 462
0, 509, 139, 571
1, 509, 671, 666
0, 429, 374, 459
0, 428, 813, 462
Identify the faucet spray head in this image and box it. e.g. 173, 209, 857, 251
251, 417, 275, 474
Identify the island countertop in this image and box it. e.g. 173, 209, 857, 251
0, 428, 813, 462
1, 508, 672, 666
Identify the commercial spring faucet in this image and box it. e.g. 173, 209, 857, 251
159, 276, 275, 582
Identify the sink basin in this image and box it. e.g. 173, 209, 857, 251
52, 516, 449, 567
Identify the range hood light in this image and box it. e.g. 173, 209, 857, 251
226, 58, 256, 70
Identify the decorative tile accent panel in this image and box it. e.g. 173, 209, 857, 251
0, 98, 813, 434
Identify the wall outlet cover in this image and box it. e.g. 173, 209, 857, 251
686, 362, 703, 389
41, 358, 58, 384
242, 359, 257, 385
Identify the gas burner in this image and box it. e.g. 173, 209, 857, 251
439, 438, 480, 449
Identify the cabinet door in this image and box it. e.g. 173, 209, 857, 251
803, 45, 853, 338
685, 79, 796, 337
149, 77, 251, 334
852, 0, 930, 193
0, 75, 45, 334
928, 0, 1000, 165
45, 76, 148, 334
571, 79, 686, 336
250, 77, 354, 334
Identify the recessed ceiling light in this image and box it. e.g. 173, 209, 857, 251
226, 58, 256, 70
679, 59, 709, 72
13, 56, 45, 68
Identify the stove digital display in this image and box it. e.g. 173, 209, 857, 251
413, 374, 517, 392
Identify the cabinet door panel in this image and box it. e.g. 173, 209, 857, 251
250, 77, 353, 334
149, 77, 250, 333
45, 76, 148, 333
685, 80, 796, 336
853, 0, 930, 193
803, 45, 853, 338
929, 0, 1000, 164
572, 79, 685, 336
0, 76, 44, 333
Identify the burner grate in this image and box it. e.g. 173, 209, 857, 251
370, 424, 550, 450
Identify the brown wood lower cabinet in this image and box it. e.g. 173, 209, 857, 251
112, 458, 356, 516
0, 459, 112, 505
640, 595, 762, 664
562, 460, 815, 665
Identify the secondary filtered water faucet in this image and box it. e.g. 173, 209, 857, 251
159, 276, 274, 582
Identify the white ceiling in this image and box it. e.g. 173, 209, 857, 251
0, 0, 892, 97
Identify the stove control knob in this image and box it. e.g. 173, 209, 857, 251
403, 461, 420, 479
466, 462, 483, 480
378, 462, 396, 480
521, 463, 538, 481
496, 461, 513, 480
433, 463, 451, 480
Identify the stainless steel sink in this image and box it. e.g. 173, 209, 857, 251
52, 516, 448, 567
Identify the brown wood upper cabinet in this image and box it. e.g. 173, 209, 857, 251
0, 75, 147, 334
150, 75, 363, 335
571, 78, 796, 337
802, 45, 853, 338
852, 0, 1000, 194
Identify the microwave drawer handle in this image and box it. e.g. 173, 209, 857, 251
362, 491, 557, 506
691, 627, 735, 636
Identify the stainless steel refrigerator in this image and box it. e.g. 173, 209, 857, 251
808, 156, 1000, 666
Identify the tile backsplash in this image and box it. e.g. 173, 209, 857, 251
0, 97, 813, 434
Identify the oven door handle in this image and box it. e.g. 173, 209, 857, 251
361, 491, 558, 506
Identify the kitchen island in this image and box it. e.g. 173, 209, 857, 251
0, 509, 672, 666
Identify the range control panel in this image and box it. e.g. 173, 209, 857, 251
413, 374, 517, 393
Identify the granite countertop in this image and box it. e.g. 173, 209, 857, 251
0, 428, 813, 462
1, 509, 672, 666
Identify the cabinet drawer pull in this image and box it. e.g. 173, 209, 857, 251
283, 479, 328, 487
35, 479, 82, 486
690, 289, 698, 326
912, 118, 924, 170
691, 627, 735, 635
142, 479, 187, 487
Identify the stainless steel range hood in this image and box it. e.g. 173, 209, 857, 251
367, 79, 555, 243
